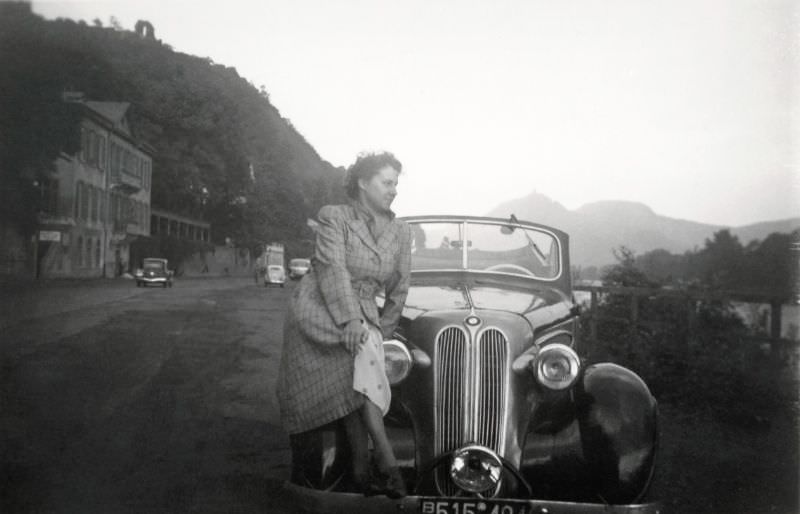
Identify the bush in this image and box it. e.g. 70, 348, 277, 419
581, 248, 796, 421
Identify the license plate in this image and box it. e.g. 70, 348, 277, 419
419, 498, 529, 514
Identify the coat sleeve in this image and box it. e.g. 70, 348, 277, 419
314, 205, 362, 327
380, 222, 412, 339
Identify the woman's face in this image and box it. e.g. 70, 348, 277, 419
359, 165, 400, 213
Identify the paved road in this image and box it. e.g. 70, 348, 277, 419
1, 276, 297, 513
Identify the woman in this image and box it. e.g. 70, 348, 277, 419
277, 151, 411, 498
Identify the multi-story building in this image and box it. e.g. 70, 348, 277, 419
35, 98, 154, 278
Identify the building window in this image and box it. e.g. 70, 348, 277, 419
98, 136, 106, 170
74, 181, 81, 219
99, 190, 105, 223
90, 186, 98, 222
86, 237, 93, 268
40, 178, 59, 215
88, 131, 96, 166
80, 128, 88, 162
77, 236, 83, 267
95, 238, 101, 268
86, 185, 93, 222
80, 183, 89, 220
110, 143, 120, 177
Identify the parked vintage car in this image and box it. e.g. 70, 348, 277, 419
264, 264, 286, 287
134, 258, 173, 288
285, 215, 659, 513
288, 258, 312, 280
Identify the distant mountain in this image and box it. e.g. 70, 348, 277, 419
488, 192, 800, 268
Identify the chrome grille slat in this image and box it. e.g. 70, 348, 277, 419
476, 328, 507, 452
435, 327, 466, 495
434, 324, 509, 496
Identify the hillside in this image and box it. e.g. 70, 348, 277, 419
488, 192, 799, 267
1, 3, 346, 254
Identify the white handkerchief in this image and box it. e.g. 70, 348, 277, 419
353, 325, 391, 415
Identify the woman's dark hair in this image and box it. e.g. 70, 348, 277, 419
344, 151, 402, 200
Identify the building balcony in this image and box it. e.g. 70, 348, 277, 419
109, 170, 142, 195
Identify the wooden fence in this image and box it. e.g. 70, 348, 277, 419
574, 285, 797, 352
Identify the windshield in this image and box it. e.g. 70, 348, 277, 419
290, 259, 309, 267
408, 220, 561, 280
143, 260, 165, 270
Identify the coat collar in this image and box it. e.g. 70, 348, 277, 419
347, 202, 400, 256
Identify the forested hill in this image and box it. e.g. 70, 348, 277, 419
1, 3, 346, 253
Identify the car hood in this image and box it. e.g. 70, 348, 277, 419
386, 272, 573, 332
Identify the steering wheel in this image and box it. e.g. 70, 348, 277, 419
484, 264, 536, 277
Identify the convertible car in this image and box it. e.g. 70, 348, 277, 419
285, 215, 660, 513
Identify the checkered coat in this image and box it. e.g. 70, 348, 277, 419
277, 204, 412, 434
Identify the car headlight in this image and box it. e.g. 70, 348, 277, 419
533, 343, 580, 390
450, 445, 503, 493
135, 269, 143, 277
383, 340, 412, 385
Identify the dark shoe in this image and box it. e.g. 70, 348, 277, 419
352, 470, 369, 494
365, 467, 407, 499
384, 467, 407, 499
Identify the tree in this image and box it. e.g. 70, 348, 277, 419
739, 231, 797, 299
692, 229, 745, 289
0, 7, 90, 236
2, 6, 344, 253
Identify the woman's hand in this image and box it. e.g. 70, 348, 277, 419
343, 319, 368, 355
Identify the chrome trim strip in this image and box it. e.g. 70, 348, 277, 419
533, 329, 574, 347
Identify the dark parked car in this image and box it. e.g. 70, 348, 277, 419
288, 258, 312, 280
285, 215, 659, 513
134, 258, 173, 288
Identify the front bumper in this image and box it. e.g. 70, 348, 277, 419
139, 276, 168, 283
283, 482, 663, 514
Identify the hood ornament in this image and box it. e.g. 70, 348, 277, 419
464, 315, 481, 327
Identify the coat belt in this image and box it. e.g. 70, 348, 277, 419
352, 281, 377, 299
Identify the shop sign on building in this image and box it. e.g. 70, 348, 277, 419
38, 230, 62, 242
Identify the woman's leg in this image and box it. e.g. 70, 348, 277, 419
359, 400, 406, 497
343, 410, 369, 483
359, 400, 397, 471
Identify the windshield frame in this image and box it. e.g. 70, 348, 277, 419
142, 259, 167, 270
404, 217, 564, 282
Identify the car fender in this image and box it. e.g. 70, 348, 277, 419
574, 363, 658, 503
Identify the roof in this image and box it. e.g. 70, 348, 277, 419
85, 101, 132, 135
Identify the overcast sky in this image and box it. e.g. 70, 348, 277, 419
33, 0, 799, 226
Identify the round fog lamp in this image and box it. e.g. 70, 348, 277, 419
534, 343, 580, 390
450, 445, 503, 493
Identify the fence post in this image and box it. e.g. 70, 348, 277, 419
770, 300, 782, 340
590, 289, 598, 341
